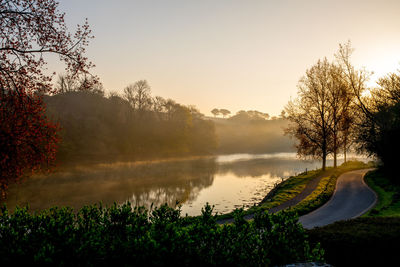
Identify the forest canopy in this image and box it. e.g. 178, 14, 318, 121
46, 80, 218, 162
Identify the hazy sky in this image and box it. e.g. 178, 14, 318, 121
55, 0, 400, 116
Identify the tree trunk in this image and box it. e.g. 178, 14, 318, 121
334, 150, 337, 168
322, 143, 327, 171
322, 136, 327, 171
322, 153, 326, 171
333, 132, 337, 168
344, 135, 347, 163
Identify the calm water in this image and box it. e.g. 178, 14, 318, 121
4, 153, 367, 216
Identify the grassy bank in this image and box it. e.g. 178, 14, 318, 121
308, 168, 400, 266
363, 169, 400, 217
217, 160, 373, 221
287, 160, 375, 216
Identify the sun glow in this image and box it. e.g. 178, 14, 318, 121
363, 53, 400, 87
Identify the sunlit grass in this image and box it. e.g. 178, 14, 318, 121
259, 169, 322, 210
289, 161, 375, 215
364, 169, 400, 217
217, 160, 374, 221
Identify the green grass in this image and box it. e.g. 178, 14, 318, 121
306, 168, 400, 266
289, 160, 375, 216
217, 160, 374, 221
259, 169, 322, 210
363, 169, 400, 217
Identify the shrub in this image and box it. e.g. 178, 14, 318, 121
0, 203, 323, 266
307, 217, 400, 266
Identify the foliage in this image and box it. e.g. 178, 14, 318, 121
0, 203, 323, 266
210, 108, 231, 118
307, 217, 400, 266
219, 108, 231, 118
45, 88, 217, 162
0, 0, 95, 194
211, 108, 220, 117
364, 169, 400, 217
229, 110, 270, 121
285, 57, 354, 170
259, 170, 321, 210
0, 91, 59, 196
353, 71, 400, 178
288, 161, 374, 216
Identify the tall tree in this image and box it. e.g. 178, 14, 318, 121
326, 64, 354, 167
285, 58, 333, 170
123, 80, 152, 114
335, 42, 376, 162
354, 70, 400, 177
0, 0, 95, 195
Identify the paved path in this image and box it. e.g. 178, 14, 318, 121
299, 169, 376, 229
217, 171, 328, 224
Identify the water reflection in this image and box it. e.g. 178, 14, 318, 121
5, 158, 217, 213
3, 153, 368, 216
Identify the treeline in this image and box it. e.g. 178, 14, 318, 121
45, 79, 217, 162
212, 110, 294, 154
285, 41, 400, 175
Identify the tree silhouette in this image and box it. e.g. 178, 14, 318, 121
285, 58, 334, 170
285, 43, 360, 171
123, 80, 152, 114
0, 0, 95, 195
211, 108, 220, 117
219, 109, 231, 118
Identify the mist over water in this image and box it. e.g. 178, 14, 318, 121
4, 153, 368, 216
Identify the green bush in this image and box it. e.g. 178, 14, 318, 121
307, 217, 400, 266
364, 169, 400, 217
0, 203, 323, 266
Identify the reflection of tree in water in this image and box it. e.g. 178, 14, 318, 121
217, 158, 321, 178
5, 155, 351, 213
127, 159, 217, 209
4, 158, 217, 212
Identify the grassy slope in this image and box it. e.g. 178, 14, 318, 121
217, 160, 373, 220
289, 160, 374, 216
363, 169, 400, 217
259, 169, 322, 210
261, 160, 373, 216
308, 168, 400, 266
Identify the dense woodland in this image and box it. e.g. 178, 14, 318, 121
45, 76, 294, 164
45, 79, 217, 162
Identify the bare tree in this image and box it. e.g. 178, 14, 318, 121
56, 74, 77, 93
123, 80, 152, 113
335, 41, 372, 118
326, 64, 354, 167
285, 58, 333, 170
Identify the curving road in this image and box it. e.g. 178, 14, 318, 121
299, 169, 377, 229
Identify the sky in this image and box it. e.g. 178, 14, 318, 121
53, 0, 400, 117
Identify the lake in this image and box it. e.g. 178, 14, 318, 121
3, 153, 368, 216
